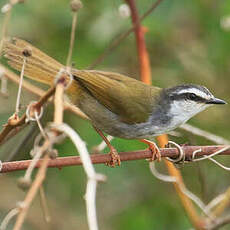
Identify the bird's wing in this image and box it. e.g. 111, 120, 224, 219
73, 70, 161, 124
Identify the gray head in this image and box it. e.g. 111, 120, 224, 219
161, 84, 227, 127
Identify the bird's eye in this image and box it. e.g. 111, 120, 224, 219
187, 93, 197, 100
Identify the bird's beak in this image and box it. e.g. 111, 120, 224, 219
206, 98, 227, 105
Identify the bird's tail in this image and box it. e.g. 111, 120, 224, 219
3, 37, 64, 86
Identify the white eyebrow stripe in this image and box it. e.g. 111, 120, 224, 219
177, 88, 210, 99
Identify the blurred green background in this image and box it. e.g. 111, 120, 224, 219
0, 0, 230, 229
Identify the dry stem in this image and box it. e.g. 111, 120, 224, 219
180, 124, 230, 145
207, 214, 230, 230
0, 86, 55, 145
0, 65, 45, 96
66, 12, 78, 68
54, 82, 64, 124
39, 186, 51, 223
12, 72, 66, 230
212, 187, 230, 217
13, 145, 50, 230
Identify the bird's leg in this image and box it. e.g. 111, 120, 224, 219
140, 139, 161, 162
93, 126, 121, 167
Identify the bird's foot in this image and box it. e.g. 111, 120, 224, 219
140, 139, 161, 162
106, 146, 121, 167
149, 142, 161, 162
93, 126, 120, 167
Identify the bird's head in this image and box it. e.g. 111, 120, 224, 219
163, 84, 226, 122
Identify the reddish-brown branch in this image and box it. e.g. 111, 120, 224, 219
125, 0, 151, 84
1, 145, 229, 173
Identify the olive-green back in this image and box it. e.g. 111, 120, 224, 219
72, 70, 162, 124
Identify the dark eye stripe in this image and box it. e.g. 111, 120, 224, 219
186, 93, 200, 101
170, 93, 206, 102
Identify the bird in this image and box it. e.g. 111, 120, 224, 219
3, 38, 227, 166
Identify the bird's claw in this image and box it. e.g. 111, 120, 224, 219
106, 147, 121, 167
148, 142, 161, 162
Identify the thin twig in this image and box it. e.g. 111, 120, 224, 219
66, 13, 78, 68
15, 57, 26, 115
212, 187, 230, 218
66, 0, 82, 69
208, 158, 230, 171
0, 65, 45, 97
0, 86, 55, 146
149, 162, 211, 217
39, 186, 51, 223
204, 194, 225, 214
192, 146, 230, 162
180, 124, 230, 145
1, 145, 230, 173
207, 214, 230, 230
0, 207, 19, 230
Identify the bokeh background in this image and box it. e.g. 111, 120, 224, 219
0, 0, 230, 229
